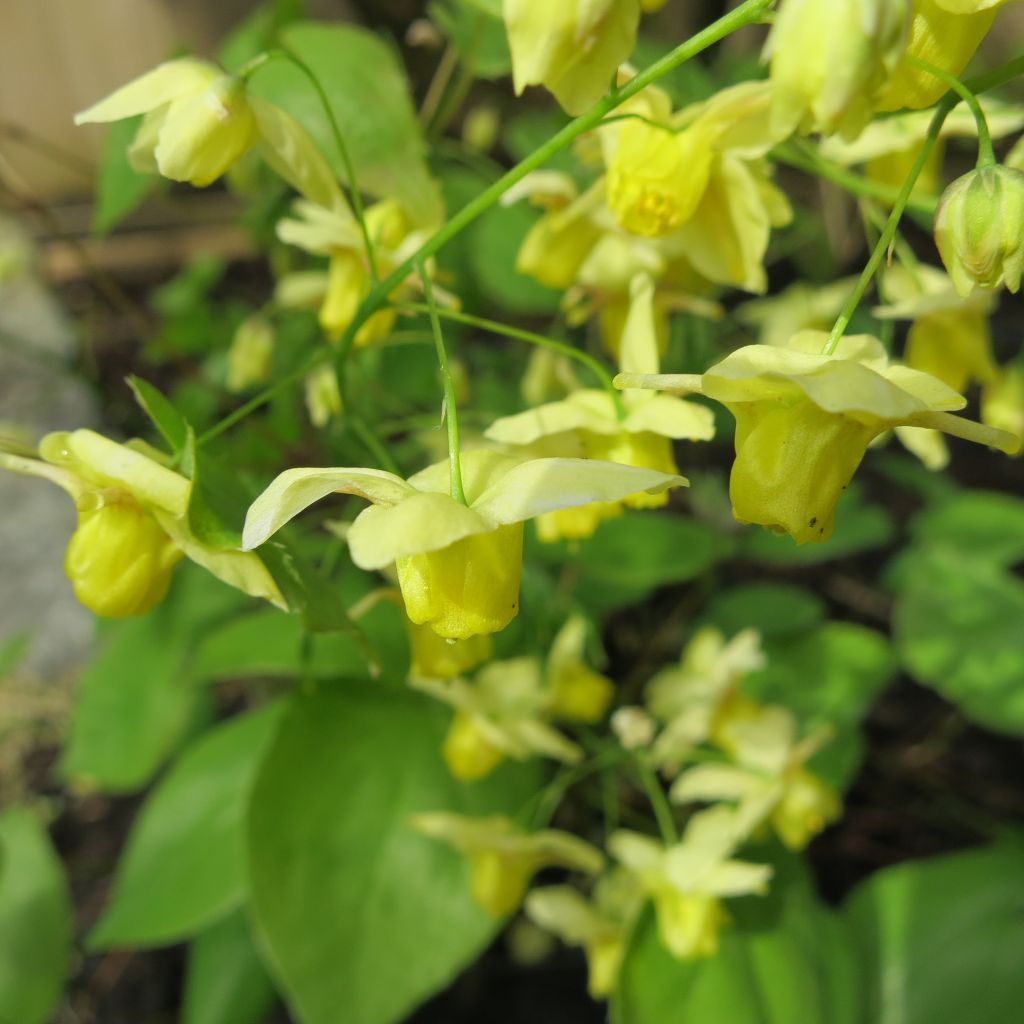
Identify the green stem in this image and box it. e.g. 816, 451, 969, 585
907, 57, 995, 168
419, 264, 467, 505
634, 755, 678, 844
333, 0, 775, 371
775, 140, 937, 215
245, 49, 380, 280
400, 303, 627, 419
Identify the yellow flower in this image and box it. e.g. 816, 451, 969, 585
617, 332, 1020, 543
75, 59, 341, 205
303, 364, 343, 428
766, 0, 911, 140
982, 364, 1024, 442
934, 164, 1024, 297
411, 813, 603, 917
876, 0, 1005, 112
609, 807, 771, 960
525, 872, 643, 998
411, 615, 611, 779
503, 0, 645, 115
0, 430, 284, 618
243, 448, 685, 638
672, 704, 841, 851
277, 198, 436, 343
406, 619, 492, 680
486, 275, 711, 541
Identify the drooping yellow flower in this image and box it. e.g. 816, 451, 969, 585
486, 275, 711, 542
672, 703, 841, 851
0, 430, 284, 618
75, 59, 341, 205
645, 628, 765, 773
277, 198, 438, 343
411, 812, 604, 917
616, 332, 1020, 543
609, 807, 772, 960
503, 0, 646, 115
243, 448, 685, 638
411, 615, 612, 780
766, 0, 911, 140
876, 0, 1010, 112
525, 871, 643, 998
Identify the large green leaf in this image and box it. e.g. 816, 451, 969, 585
702, 582, 826, 638
894, 547, 1024, 734
182, 910, 278, 1024
844, 842, 1024, 1024
0, 808, 72, 1024
89, 703, 283, 949
613, 859, 860, 1024
247, 681, 542, 1024
61, 566, 248, 793
909, 491, 1024, 568
248, 22, 442, 223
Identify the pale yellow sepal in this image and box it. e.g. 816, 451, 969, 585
74, 60, 218, 125
412, 812, 604, 917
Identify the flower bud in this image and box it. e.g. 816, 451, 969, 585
935, 164, 1024, 296
64, 499, 181, 618
227, 315, 274, 393
767, 0, 910, 139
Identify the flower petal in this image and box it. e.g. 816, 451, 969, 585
471, 458, 686, 525
346, 491, 492, 569
623, 394, 716, 440
484, 392, 615, 445
242, 466, 412, 549
74, 59, 219, 124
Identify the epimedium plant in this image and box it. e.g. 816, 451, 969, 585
2, 1, 1024, 1022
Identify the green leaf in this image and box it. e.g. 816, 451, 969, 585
0, 808, 72, 1024
183, 911, 278, 1024
248, 22, 442, 223
613, 859, 860, 1024
61, 565, 248, 793
92, 115, 157, 236
128, 376, 189, 455
844, 842, 1024, 1024
740, 483, 894, 565
218, 0, 306, 73
894, 547, 1024, 734
544, 513, 732, 617
702, 582, 826, 638
89, 703, 283, 949
248, 681, 541, 1024
910, 491, 1024, 568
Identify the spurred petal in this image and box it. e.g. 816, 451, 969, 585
250, 97, 345, 211
471, 458, 686, 525
75, 59, 219, 124
242, 466, 412, 549
347, 491, 492, 569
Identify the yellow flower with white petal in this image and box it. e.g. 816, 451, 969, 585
766, 0, 910, 140
503, 0, 647, 115
617, 332, 1020, 544
486, 275, 711, 541
411, 812, 604, 917
525, 871, 644, 998
277, 197, 435, 343
75, 59, 341, 205
672, 704, 840, 851
242, 448, 685, 639
646, 628, 765, 773
877, 0, 1013, 113
0, 430, 284, 618
609, 807, 772, 960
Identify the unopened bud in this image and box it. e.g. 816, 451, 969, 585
65, 499, 181, 617
935, 164, 1024, 296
